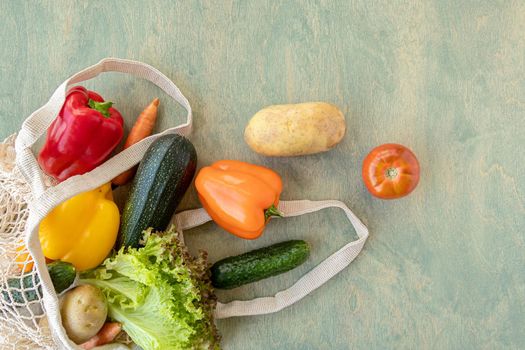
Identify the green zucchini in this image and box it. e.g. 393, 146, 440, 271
2, 261, 76, 303
118, 134, 197, 248
211, 240, 310, 289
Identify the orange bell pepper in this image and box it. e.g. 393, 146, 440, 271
195, 160, 283, 239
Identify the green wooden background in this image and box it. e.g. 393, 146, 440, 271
1, 1, 524, 349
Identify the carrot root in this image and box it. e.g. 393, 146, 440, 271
80, 322, 122, 350
112, 98, 159, 186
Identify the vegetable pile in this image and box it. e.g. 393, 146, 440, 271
79, 228, 220, 350
6, 79, 420, 349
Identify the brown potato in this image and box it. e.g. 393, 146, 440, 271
60, 284, 108, 344
244, 102, 346, 156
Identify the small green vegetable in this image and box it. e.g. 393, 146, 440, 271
2, 261, 76, 303
211, 240, 310, 289
47, 261, 77, 293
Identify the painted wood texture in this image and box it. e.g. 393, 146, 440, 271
1, 1, 524, 349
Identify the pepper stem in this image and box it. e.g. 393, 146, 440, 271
88, 99, 113, 118
264, 204, 283, 221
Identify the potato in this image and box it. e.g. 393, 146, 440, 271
244, 102, 346, 156
60, 284, 108, 344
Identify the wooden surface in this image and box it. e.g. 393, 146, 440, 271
1, 1, 524, 349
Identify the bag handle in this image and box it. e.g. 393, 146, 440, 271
14, 58, 192, 199
174, 199, 369, 319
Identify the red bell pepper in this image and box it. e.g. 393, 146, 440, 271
38, 86, 124, 181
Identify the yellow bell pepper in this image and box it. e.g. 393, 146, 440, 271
39, 183, 120, 271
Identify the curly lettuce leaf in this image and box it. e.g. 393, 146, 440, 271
80, 228, 220, 350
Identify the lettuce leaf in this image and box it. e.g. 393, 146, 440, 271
80, 228, 220, 350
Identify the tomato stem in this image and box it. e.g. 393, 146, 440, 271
385, 167, 398, 179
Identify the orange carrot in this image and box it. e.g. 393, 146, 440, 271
112, 98, 160, 186
80, 322, 122, 350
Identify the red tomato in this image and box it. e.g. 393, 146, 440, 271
362, 144, 420, 199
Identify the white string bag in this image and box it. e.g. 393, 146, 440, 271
0, 58, 369, 349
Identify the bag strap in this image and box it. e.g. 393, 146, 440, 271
174, 199, 369, 319
14, 58, 192, 199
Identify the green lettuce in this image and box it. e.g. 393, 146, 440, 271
80, 228, 220, 350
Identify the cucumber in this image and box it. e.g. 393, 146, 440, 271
211, 240, 310, 289
2, 261, 76, 303
118, 134, 197, 248
47, 261, 76, 293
